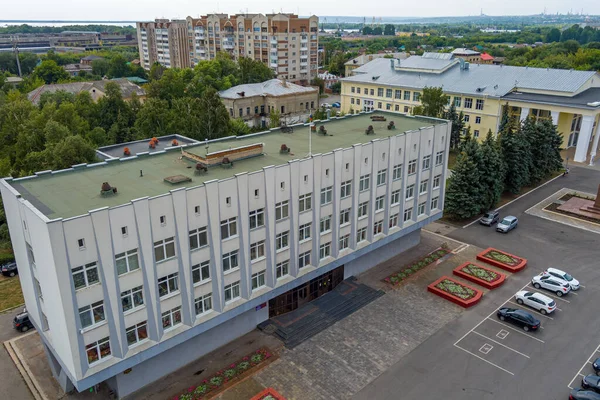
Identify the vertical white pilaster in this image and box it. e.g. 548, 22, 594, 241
589, 118, 600, 166
551, 110, 559, 126
520, 107, 530, 121
574, 115, 595, 163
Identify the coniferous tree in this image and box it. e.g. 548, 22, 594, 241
479, 130, 505, 210
444, 149, 486, 219
500, 125, 530, 194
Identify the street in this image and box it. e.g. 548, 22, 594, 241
0, 310, 35, 400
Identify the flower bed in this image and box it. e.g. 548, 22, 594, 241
383, 248, 450, 286
427, 276, 483, 308
453, 262, 506, 290
476, 248, 527, 273
172, 348, 273, 400
250, 388, 287, 400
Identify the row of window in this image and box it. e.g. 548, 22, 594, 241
350, 86, 422, 102
453, 96, 485, 110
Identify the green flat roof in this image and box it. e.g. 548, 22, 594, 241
10, 112, 439, 220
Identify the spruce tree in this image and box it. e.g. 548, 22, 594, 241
500, 126, 530, 194
479, 130, 505, 210
444, 149, 486, 219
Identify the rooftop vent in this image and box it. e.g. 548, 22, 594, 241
237, 91, 245, 97
476, 86, 486, 92
372, 76, 380, 81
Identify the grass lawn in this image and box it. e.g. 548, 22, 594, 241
0, 277, 24, 312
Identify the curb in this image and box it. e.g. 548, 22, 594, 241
4, 333, 45, 400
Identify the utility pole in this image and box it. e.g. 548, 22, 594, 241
11, 36, 22, 77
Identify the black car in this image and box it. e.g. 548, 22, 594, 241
13, 312, 34, 333
570, 388, 600, 400
593, 358, 600, 376
583, 375, 600, 393
496, 307, 540, 331
1, 262, 17, 277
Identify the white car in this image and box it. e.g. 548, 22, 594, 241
531, 273, 571, 297
544, 267, 580, 290
320, 103, 331, 108
514, 291, 557, 314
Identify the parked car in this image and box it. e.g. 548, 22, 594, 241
532, 272, 571, 297
320, 103, 331, 108
583, 375, 600, 393
545, 267, 580, 290
514, 291, 556, 314
496, 215, 518, 233
592, 358, 600, 376
331, 102, 341, 108
496, 307, 540, 331
1, 261, 17, 277
13, 312, 34, 333
480, 210, 500, 226
570, 388, 600, 400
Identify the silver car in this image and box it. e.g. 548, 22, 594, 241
480, 210, 500, 226
497, 216, 518, 233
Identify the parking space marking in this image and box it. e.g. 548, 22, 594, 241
496, 330, 509, 340
506, 300, 554, 320
580, 285, 586, 289
454, 344, 514, 376
486, 318, 545, 343
570, 291, 578, 296
471, 331, 530, 358
479, 343, 493, 355
525, 286, 571, 303
567, 343, 600, 390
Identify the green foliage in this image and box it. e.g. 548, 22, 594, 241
330, 81, 341, 94
230, 118, 251, 136
91, 59, 110, 77
419, 86, 448, 118
444, 148, 486, 219
521, 118, 564, 184
32, 60, 69, 84
479, 130, 505, 210
311, 77, 325, 94
384, 25, 396, 36
444, 104, 464, 149
269, 109, 281, 128
499, 127, 530, 194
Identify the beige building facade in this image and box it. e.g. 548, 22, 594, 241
137, 19, 190, 70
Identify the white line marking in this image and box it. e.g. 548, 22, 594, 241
567, 343, 600, 390
471, 331, 530, 358
579, 373, 585, 378
454, 344, 514, 376
525, 286, 571, 303
422, 229, 470, 247
486, 318, 545, 343
579, 285, 586, 289
525, 183, 569, 214
506, 300, 554, 320
479, 343, 493, 355
570, 292, 578, 296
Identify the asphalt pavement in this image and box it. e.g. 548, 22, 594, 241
0, 310, 35, 400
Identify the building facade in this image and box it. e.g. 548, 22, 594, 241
1, 112, 450, 399
136, 19, 190, 69
341, 53, 600, 164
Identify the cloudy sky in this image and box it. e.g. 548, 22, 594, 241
2, 0, 599, 21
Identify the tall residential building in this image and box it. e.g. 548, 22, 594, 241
1, 111, 450, 399
137, 13, 319, 84
136, 19, 190, 69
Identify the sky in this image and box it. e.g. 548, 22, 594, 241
2, 0, 600, 21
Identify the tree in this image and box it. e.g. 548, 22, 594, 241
38, 90, 75, 109
479, 130, 505, 210
419, 86, 449, 118
372, 27, 383, 36
499, 126, 530, 194
330, 81, 341, 94
230, 118, 251, 136
169, 97, 204, 139
522, 118, 563, 184
444, 149, 486, 219
149, 62, 166, 81
445, 104, 464, 149
50, 135, 97, 170
238, 57, 274, 84
269, 109, 281, 128
546, 28, 561, 43
97, 82, 134, 141
91, 59, 110, 77
362, 26, 373, 35
146, 68, 188, 104
311, 77, 325, 94
384, 24, 396, 36
32, 60, 69, 84
134, 98, 173, 138
197, 87, 230, 140
107, 54, 130, 78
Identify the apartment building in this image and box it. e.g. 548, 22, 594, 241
341, 52, 600, 163
1, 111, 450, 399
136, 19, 190, 69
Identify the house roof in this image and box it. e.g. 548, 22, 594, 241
480, 53, 494, 61
344, 52, 408, 66
218, 79, 317, 100
27, 79, 146, 104
81, 55, 104, 61
342, 56, 598, 97
501, 87, 600, 110
452, 48, 481, 56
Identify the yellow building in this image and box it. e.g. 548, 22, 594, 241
341, 53, 600, 164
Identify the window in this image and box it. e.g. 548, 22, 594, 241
408, 159, 417, 175
252, 271, 266, 289
195, 293, 212, 315
159, 216, 166, 226
339, 234, 350, 250
351, 98, 355, 104
224, 281, 240, 303
319, 242, 331, 260
222, 250, 239, 272
377, 169, 387, 186
121, 226, 128, 237
26, 243, 35, 265
474, 130, 480, 138
121, 285, 144, 312
391, 189, 400, 205
431, 196, 439, 210
475, 116, 481, 124
404, 91, 411, 101
276, 231, 290, 250
351, 86, 355, 93
189, 227, 208, 250
395, 89, 402, 99
192, 261, 210, 284
320, 186, 333, 205
340, 180, 352, 198
433, 175, 441, 189
250, 240, 265, 261
276, 261, 289, 279
162, 306, 182, 330
454, 96, 461, 108
345, 163, 350, 171
395, 104, 399, 111
464, 114, 470, 122
299, 251, 311, 268
280, 181, 285, 190
126, 322, 148, 346
320, 215, 332, 233
298, 193, 312, 212
72, 262, 99, 290
404, 106, 410, 113
340, 208, 351, 225
413, 92, 420, 102
404, 207, 413, 222
375, 195, 385, 211
275, 201, 289, 220
359, 175, 370, 192
373, 220, 383, 235
86, 337, 111, 365
406, 184, 415, 200
357, 87, 361, 94
34, 278, 42, 300
304, 175, 309, 183
386, 88, 392, 98
115, 249, 139, 275
79, 301, 105, 329
377, 88, 384, 97
158, 273, 179, 298
154, 237, 176, 262
464, 98, 473, 108
422, 155, 431, 170
220, 217, 237, 240
418, 202, 426, 216
420, 179, 429, 194
298, 223, 311, 242
194, 205, 200, 215
78, 238, 86, 249
370, 89, 374, 96
475, 99, 484, 110
389, 213, 399, 228
249, 209, 265, 229
435, 151, 443, 166
357, 227, 367, 243
358, 201, 369, 218
393, 164, 402, 180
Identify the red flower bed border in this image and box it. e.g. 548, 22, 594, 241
453, 262, 506, 290
476, 247, 527, 273
427, 276, 483, 308
250, 388, 287, 400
